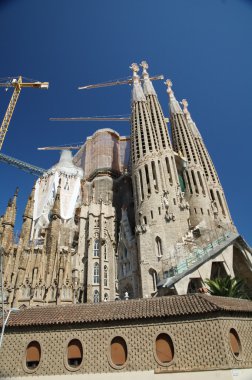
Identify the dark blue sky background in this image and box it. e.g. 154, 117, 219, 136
0, 0, 251, 244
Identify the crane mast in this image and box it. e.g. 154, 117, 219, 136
0, 76, 49, 151
0, 152, 45, 176
0, 77, 22, 150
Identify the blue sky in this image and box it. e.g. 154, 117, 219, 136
0, 0, 251, 244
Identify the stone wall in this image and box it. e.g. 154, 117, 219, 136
1, 315, 252, 377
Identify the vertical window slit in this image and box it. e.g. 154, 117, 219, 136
151, 161, 158, 191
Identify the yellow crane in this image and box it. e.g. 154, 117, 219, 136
0, 76, 49, 150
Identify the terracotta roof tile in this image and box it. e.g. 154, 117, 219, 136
3, 294, 252, 328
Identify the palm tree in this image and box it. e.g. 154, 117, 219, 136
204, 276, 249, 299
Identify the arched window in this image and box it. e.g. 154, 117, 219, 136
104, 293, 109, 302
62, 286, 72, 300
155, 333, 174, 364
22, 286, 31, 298
94, 289, 99, 303
26, 341, 41, 370
150, 269, 158, 292
93, 239, 99, 257
93, 263, 100, 284
49, 286, 56, 300
67, 339, 83, 368
229, 328, 242, 358
110, 336, 127, 367
156, 236, 163, 257
104, 265, 108, 287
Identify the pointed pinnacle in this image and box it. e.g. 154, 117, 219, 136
14, 187, 19, 197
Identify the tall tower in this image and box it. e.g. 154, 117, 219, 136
166, 80, 214, 230
182, 99, 234, 230
130, 63, 189, 297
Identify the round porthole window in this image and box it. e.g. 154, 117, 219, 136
67, 339, 83, 368
110, 336, 128, 368
25, 341, 41, 370
229, 328, 242, 359
155, 333, 174, 365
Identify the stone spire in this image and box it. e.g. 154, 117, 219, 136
3, 187, 18, 227
51, 179, 61, 219
129, 63, 189, 299
1, 188, 18, 251
182, 99, 234, 227
20, 185, 35, 246
140, 61, 189, 230
45, 181, 61, 290
182, 99, 202, 139
141, 61, 172, 151
23, 186, 35, 220
130, 62, 158, 166
166, 80, 213, 229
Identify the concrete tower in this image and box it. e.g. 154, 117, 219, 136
181, 99, 235, 230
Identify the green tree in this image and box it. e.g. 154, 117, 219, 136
204, 276, 249, 299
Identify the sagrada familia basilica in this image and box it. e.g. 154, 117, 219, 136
1, 62, 252, 307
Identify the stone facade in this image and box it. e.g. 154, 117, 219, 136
0, 62, 251, 306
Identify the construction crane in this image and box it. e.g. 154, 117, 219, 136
0, 76, 49, 150
38, 145, 82, 151
0, 152, 45, 176
50, 116, 130, 122
78, 74, 164, 90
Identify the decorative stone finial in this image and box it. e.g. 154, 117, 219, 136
181, 99, 189, 114
140, 60, 156, 96
130, 62, 146, 102
165, 79, 183, 114
165, 79, 173, 93
140, 60, 148, 70
130, 63, 139, 73
181, 99, 193, 123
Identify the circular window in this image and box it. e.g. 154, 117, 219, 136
110, 336, 128, 368
67, 339, 83, 369
25, 341, 41, 371
229, 328, 242, 359
155, 333, 174, 365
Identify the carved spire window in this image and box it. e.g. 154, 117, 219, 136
93, 239, 100, 257
93, 263, 100, 284
104, 265, 108, 287
156, 236, 163, 257
93, 289, 99, 303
